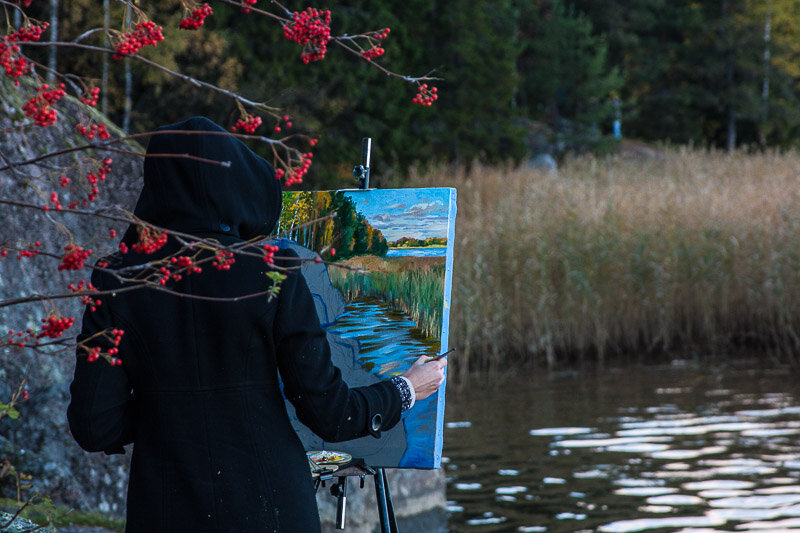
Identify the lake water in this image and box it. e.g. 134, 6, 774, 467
443, 362, 799, 532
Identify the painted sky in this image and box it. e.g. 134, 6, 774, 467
344, 188, 451, 243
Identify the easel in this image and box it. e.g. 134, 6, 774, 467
312, 137, 399, 532
312, 460, 398, 533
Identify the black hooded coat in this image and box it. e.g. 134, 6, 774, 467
67, 117, 402, 532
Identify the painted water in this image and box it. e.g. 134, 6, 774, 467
443, 362, 799, 532
386, 247, 447, 258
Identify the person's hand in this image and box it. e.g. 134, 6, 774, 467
401, 355, 447, 402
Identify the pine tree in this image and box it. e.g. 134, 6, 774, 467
516, 0, 622, 153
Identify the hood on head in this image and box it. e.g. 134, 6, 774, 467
132, 116, 282, 240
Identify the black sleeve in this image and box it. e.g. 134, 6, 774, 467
273, 260, 402, 442
67, 270, 135, 455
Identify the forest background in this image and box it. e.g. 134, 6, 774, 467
23, 0, 800, 188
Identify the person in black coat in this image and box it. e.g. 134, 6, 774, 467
67, 116, 447, 532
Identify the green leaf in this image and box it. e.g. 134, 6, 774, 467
0, 402, 20, 420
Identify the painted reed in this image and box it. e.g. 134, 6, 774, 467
409, 149, 800, 377
329, 256, 445, 339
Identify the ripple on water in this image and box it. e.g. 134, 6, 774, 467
741, 428, 800, 437
756, 485, 800, 494
466, 513, 507, 526
598, 515, 726, 532
682, 479, 756, 491
649, 446, 729, 460
737, 517, 800, 530
708, 493, 800, 509
553, 436, 671, 449
528, 427, 594, 436
614, 487, 678, 497
698, 489, 753, 498
495, 486, 527, 495
636, 505, 672, 514
444, 364, 798, 532
614, 478, 667, 487
645, 494, 705, 506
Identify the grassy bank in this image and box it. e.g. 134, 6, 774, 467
329, 255, 445, 339
409, 149, 800, 377
0, 497, 124, 531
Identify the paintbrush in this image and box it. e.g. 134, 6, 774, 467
426, 348, 455, 361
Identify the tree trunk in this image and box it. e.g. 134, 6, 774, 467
102, 0, 110, 116
760, 0, 771, 146
123, 5, 132, 132
48, 0, 58, 82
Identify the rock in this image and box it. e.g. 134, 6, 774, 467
0, 511, 38, 533
526, 153, 557, 173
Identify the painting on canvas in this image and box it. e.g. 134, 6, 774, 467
276, 187, 456, 468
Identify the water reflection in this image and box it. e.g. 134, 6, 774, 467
444, 363, 799, 532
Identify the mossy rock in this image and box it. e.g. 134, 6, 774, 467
0, 511, 39, 533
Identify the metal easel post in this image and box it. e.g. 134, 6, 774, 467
374, 468, 398, 533
353, 137, 372, 189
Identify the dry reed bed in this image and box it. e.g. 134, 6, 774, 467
411, 150, 800, 375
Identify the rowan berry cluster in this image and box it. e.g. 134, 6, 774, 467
273, 114, 292, 133
360, 46, 385, 60
282, 8, 331, 63
58, 244, 92, 271
22, 83, 66, 127
212, 249, 235, 270
412, 83, 438, 106
86, 347, 102, 362
86, 341, 123, 365
262, 244, 279, 264
2, 329, 33, 347
16, 241, 40, 260
232, 114, 262, 133
157, 256, 199, 284
179, 4, 213, 30
68, 279, 100, 306
0, 40, 29, 83
7, 22, 49, 42
240, 0, 257, 13
76, 121, 111, 140
1, 22, 48, 85
113, 21, 164, 59
275, 152, 313, 186
131, 226, 168, 254
84, 158, 113, 204
360, 28, 390, 60
170, 255, 202, 274
39, 315, 75, 339
80, 87, 100, 107
43, 191, 62, 211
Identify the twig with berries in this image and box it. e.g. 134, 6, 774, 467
78, 328, 125, 365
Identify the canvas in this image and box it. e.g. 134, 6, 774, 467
275, 187, 456, 469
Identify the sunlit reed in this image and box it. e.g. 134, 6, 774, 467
410, 149, 800, 378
